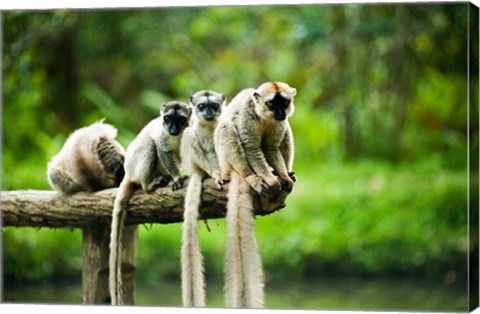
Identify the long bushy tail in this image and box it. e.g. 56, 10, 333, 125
181, 173, 206, 307
224, 173, 265, 308
109, 179, 135, 305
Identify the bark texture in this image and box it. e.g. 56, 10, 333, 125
2, 178, 290, 228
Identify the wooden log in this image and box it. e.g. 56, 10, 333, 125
2, 178, 290, 228
82, 225, 137, 305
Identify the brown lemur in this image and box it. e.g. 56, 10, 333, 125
214, 82, 297, 308
109, 101, 191, 305
180, 90, 226, 307
47, 120, 126, 194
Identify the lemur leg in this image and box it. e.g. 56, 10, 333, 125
96, 136, 126, 186
48, 168, 84, 194
218, 123, 269, 195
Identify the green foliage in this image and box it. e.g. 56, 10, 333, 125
2, 2, 475, 293
3, 228, 82, 284
265, 158, 468, 279
2, 4, 472, 176
3, 159, 469, 286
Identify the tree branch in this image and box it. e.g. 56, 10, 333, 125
2, 178, 290, 228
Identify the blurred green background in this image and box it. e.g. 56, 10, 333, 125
2, 3, 478, 311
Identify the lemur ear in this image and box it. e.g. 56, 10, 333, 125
290, 88, 297, 96
253, 92, 261, 100
188, 97, 196, 111
160, 103, 167, 114
221, 94, 226, 102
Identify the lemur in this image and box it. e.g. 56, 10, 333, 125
109, 101, 191, 305
214, 82, 296, 308
180, 90, 226, 307
47, 120, 125, 194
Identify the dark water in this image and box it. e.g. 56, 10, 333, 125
3, 278, 467, 311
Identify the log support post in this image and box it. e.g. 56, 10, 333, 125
82, 225, 138, 305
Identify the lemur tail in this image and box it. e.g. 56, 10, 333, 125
224, 173, 265, 308
181, 173, 206, 307
109, 179, 135, 305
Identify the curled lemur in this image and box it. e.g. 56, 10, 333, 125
47, 120, 125, 194
109, 101, 191, 305
180, 90, 225, 308
214, 82, 296, 308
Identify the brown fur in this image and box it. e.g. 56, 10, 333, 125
47, 121, 125, 194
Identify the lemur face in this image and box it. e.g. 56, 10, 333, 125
161, 101, 191, 136
253, 82, 296, 121
190, 90, 225, 123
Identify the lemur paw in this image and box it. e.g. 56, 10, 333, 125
280, 176, 294, 193
288, 171, 297, 182
263, 175, 283, 193
172, 181, 182, 191
245, 175, 270, 196
172, 175, 188, 191
221, 172, 231, 184
211, 170, 224, 190
215, 180, 224, 191
272, 170, 297, 183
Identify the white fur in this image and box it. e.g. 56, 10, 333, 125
109, 179, 134, 305
109, 102, 190, 305
224, 173, 264, 308
180, 90, 224, 307
215, 82, 296, 309
181, 173, 206, 307
263, 92, 276, 102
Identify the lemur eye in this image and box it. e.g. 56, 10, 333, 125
212, 103, 219, 110
164, 115, 171, 123
265, 101, 272, 107
198, 103, 206, 111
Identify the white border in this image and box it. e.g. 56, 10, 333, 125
1, 1, 478, 314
